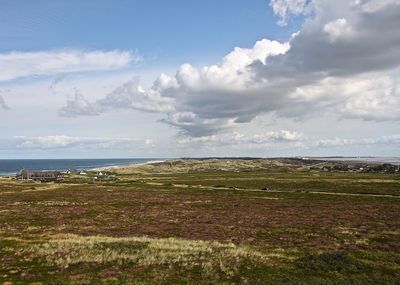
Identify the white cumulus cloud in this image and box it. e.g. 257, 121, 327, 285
323, 18, 354, 42
57, 0, 400, 140
269, 0, 314, 26
177, 130, 303, 147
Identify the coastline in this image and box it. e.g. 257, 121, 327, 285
0, 159, 167, 177
311, 156, 400, 166
90, 160, 166, 171
2, 156, 400, 177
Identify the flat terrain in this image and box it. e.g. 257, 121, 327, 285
0, 159, 400, 284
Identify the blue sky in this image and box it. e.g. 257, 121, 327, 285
0, 0, 301, 64
0, 0, 399, 158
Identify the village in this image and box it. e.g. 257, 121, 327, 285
15, 168, 113, 182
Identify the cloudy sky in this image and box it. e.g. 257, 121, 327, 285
0, 0, 399, 158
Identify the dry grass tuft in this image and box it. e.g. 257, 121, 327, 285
29, 234, 276, 278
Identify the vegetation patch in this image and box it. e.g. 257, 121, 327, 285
28, 234, 283, 280
1, 159, 400, 284
295, 251, 366, 273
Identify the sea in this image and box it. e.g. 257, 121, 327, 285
0, 158, 165, 176
308, 157, 400, 165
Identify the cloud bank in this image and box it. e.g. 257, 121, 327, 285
59, 0, 400, 139
10, 135, 152, 150
2, 131, 398, 155
177, 130, 303, 147
316, 134, 400, 148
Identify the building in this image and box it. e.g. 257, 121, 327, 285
16, 168, 64, 181
66, 169, 78, 174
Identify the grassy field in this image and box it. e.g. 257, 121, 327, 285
0, 159, 400, 284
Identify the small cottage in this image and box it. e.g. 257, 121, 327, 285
16, 168, 64, 181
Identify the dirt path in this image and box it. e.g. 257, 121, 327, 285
159, 182, 400, 199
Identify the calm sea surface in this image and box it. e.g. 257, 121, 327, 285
0, 159, 164, 175
312, 157, 400, 165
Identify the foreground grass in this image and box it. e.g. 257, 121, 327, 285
2, 233, 399, 284
0, 161, 400, 284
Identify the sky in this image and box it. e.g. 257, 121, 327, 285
0, 0, 399, 158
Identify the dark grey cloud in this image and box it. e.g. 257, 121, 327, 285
169, 0, 400, 134
254, 2, 400, 79
159, 0, 400, 135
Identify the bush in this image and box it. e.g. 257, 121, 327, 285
295, 251, 365, 273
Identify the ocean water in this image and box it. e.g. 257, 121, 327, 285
312, 157, 400, 165
0, 159, 163, 176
